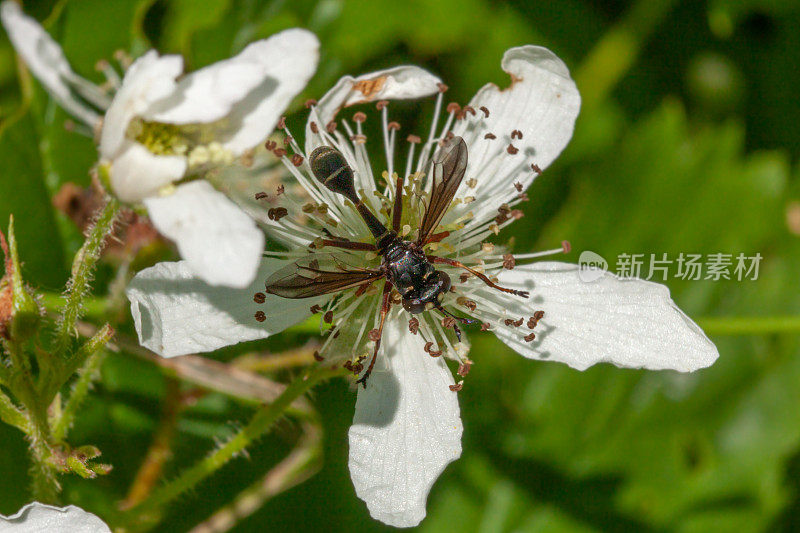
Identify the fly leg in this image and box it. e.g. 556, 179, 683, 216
391, 174, 404, 232
356, 281, 393, 388
428, 256, 530, 298
319, 239, 377, 251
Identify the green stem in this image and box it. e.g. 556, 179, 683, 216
53, 197, 119, 359
697, 316, 800, 336
0, 389, 29, 432
125, 366, 340, 521
52, 346, 110, 442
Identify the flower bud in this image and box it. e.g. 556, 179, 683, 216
0, 217, 42, 342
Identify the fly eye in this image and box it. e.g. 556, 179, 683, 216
402, 299, 426, 314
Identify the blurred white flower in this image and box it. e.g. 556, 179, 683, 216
126, 46, 719, 527
0, 502, 110, 532
1, 2, 319, 288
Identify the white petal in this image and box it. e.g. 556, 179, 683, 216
0, 2, 101, 126
0, 502, 110, 532
127, 259, 318, 357
148, 29, 319, 154
490, 262, 719, 372
348, 317, 462, 528
107, 141, 187, 202
454, 46, 580, 227
307, 66, 441, 154
144, 181, 264, 288
99, 50, 183, 158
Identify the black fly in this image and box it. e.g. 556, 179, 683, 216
264, 136, 528, 387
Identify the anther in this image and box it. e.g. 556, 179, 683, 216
323, 310, 334, 324
264, 140, 277, 151
531, 163, 542, 174
326, 121, 337, 133
277, 116, 286, 129
408, 317, 420, 334
459, 273, 471, 283
267, 207, 288, 221
274, 147, 287, 158
343, 360, 354, 371
562, 240, 571, 254
310, 304, 322, 314
387, 121, 400, 131
484, 133, 496, 140
407, 134, 421, 144
424, 342, 442, 357
507, 144, 519, 155
368, 329, 381, 342
291, 154, 304, 167
376, 100, 389, 110
480, 322, 492, 331
463, 106, 476, 117
310, 122, 319, 134
446, 102, 461, 114
442, 317, 456, 329
353, 112, 367, 123
253, 292, 266, 303
449, 383, 464, 392
479, 106, 490, 118
352, 134, 367, 144
467, 178, 478, 188
313, 351, 325, 361
502, 254, 516, 270
504, 317, 524, 327
456, 297, 476, 312
255, 192, 268, 200
254, 311, 266, 322
511, 129, 523, 139
511, 210, 524, 220
283, 136, 292, 146
524, 332, 536, 342
457, 360, 472, 377
304, 98, 317, 108
514, 182, 523, 192
276, 184, 285, 195
437, 82, 449, 93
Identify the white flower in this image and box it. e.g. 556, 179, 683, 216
126, 46, 719, 527
0, 502, 110, 532
1, 2, 319, 288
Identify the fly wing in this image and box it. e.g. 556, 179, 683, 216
264, 255, 383, 299
416, 136, 468, 245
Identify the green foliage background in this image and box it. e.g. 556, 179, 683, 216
1, 0, 799, 531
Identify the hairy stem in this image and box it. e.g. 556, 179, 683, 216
53, 197, 119, 359
125, 366, 340, 521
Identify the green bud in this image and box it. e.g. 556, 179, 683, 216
0, 216, 42, 342
66, 455, 97, 479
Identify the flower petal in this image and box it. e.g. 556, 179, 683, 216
1, 502, 110, 532
127, 259, 318, 357
453, 46, 580, 227
148, 29, 319, 154
348, 316, 462, 528
99, 50, 183, 159
489, 262, 718, 372
143, 181, 264, 288
107, 141, 187, 202
0, 2, 101, 127
307, 66, 441, 154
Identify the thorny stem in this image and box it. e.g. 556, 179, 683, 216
123, 365, 342, 522
0, 389, 28, 433
52, 327, 113, 441
188, 420, 322, 533
53, 197, 119, 359
698, 316, 800, 336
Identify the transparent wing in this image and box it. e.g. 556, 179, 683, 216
264, 255, 384, 299
417, 136, 468, 245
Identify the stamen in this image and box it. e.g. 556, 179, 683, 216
253, 292, 266, 304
